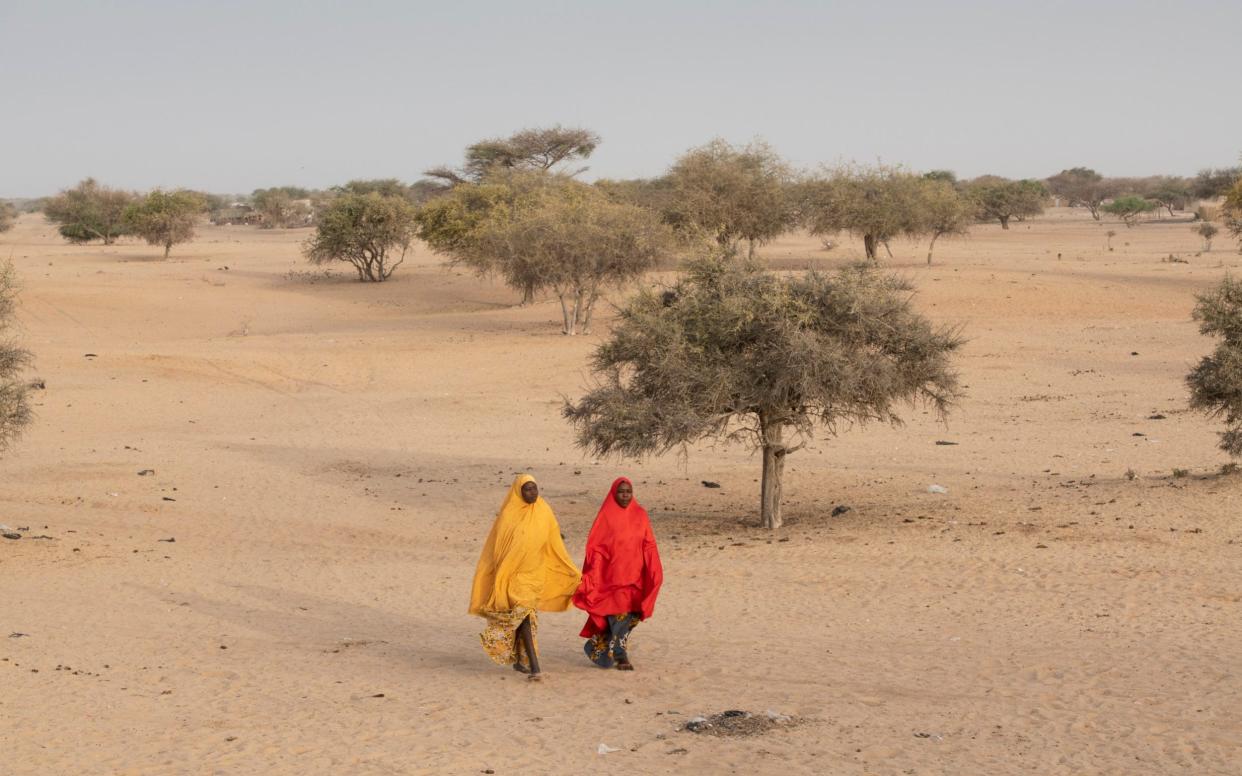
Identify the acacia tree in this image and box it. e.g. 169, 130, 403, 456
303, 192, 418, 281
1, 262, 33, 454
914, 178, 974, 264
1102, 195, 1157, 227
1140, 176, 1193, 216
564, 256, 963, 528
965, 176, 1046, 229
0, 202, 16, 233
43, 178, 136, 244
801, 165, 927, 261
1046, 168, 1117, 219
425, 125, 601, 185
665, 139, 797, 258
124, 190, 206, 257
1187, 276, 1242, 458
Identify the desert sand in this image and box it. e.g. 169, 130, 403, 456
1, 211, 1240, 775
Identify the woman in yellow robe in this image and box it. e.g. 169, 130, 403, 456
469, 474, 581, 679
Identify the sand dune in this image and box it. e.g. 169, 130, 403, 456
2, 211, 1240, 774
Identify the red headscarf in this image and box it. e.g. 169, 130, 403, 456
572, 477, 664, 638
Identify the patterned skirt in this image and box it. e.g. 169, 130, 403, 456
479, 606, 538, 666
584, 612, 640, 668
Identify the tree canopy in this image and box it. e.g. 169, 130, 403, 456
0, 262, 32, 454
665, 139, 797, 257
913, 178, 974, 264
564, 255, 963, 528
1046, 168, 1116, 219
965, 176, 1046, 230
800, 165, 927, 260
424, 126, 601, 185
1187, 276, 1242, 458
42, 178, 136, 244
124, 190, 206, 257
1193, 167, 1242, 199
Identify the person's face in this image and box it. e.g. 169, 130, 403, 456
614, 481, 633, 508
520, 481, 539, 504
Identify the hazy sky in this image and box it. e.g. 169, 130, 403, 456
2, 0, 1239, 197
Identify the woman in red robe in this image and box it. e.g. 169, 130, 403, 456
572, 477, 663, 670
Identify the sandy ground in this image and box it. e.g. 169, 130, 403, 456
1, 210, 1240, 775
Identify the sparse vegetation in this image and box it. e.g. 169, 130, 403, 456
303, 193, 418, 282
124, 190, 207, 258
1187, 276, 1242, 458
0, 262, 33, 454
42, 178, 136, 244
1106, 230, 1117, 251
563, 255, 963, 528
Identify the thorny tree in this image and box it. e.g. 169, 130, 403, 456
1188, 276, 1242, 459
564, 256, 963, 528
124, 190, 207, 258
424, 126, 601, 186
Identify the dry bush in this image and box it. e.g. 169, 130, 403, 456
564, 255, 963, 528
1187, 276, 1242, 458
0, 201, 16, 233
0, 262, 33, 453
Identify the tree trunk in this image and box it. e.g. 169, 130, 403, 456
759, 421, 786, 529
580, 287, 600, 334
927, 232, 940, 265
999, 215, 1010, 230
863, 234, 878, 261
163, 241, 172, 258
558, 293, 573, 335
748, 239, 756, 260
1088, 204, 1101, 220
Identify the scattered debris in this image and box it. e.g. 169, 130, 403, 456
597, 743, 620, 755
934, 440, 958, 446
157, 537, 175, 543
1148, 413, 1167, 420
927, 484, 948, 494
9, 632, 29, 638
830, 505, 851, 517
162, 497, 176, 502
701, 481, 721, 489
682, 709, 801, 737
2, 532, 20, 540
84, 353, 98, 359
137, 469, 155, 476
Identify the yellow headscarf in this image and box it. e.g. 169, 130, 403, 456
469, 474, 581, 616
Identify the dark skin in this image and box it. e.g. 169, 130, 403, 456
612, 480, 636, 670
512, 479, 543, 680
